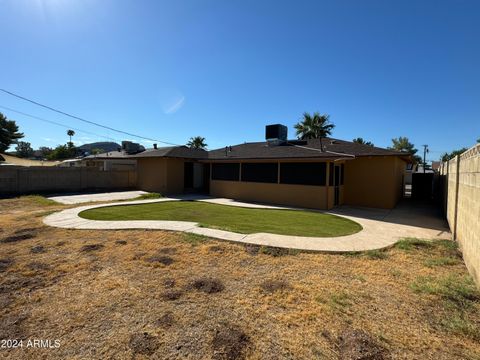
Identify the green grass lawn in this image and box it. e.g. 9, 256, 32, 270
79, 201, 362, 237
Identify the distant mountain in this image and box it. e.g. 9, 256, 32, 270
78, 142, 121, 154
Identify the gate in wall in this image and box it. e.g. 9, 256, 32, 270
411, 173, 434, 200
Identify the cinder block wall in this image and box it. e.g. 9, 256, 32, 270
441, 144, 480, 285
0, 166, 137, 195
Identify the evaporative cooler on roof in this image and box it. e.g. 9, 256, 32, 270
265, 124, 288, 145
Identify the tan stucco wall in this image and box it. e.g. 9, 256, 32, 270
343, 156, 405, 209
210, 180, 330, 209
392, 156, 405, 205
137, 158, 168, 193
136, 156, 405, 210
338, 185, 345, 206
166, 158, 185, 194
137, 158, 185, 194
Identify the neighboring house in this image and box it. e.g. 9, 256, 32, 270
0, 153, 60, 167
415, 165, 435, 174
431, 161, 441, 172
57, 159, 86, 168
55, 156, 137, 171
86, 125, 410, 209
83, 156, 137, 171
84, 146, 206, 193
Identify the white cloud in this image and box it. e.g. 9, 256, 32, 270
164, 95, 185, 114
42, 137, 57, 143
158, 88, 186, 114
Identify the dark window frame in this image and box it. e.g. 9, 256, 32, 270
241, 162, 278, 183
211, 162, 240, 181
280, 162, 327, 186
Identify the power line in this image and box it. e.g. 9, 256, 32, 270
0, 88, 180, 146
0, 104, 119, 142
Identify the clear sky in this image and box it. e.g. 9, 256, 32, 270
1, 0, 479, 161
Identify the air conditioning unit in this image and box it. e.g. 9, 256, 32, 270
265, 124, 288, 145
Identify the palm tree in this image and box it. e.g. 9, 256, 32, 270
67, 130, 75, 147
294, 112, 335, 151
187, 136, 207, 149
352, 137, 374, 146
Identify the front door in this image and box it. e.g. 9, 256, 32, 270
334, 165, 340, 206
184, 162, 194, 189
203, 163, 210, 193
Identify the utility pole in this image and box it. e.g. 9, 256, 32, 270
422, 144, 429, 174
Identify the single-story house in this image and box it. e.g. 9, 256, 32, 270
0, 153, 61, 167
84, 145, 207, 194
80, 154, 137, 171
89, 125, 410, 209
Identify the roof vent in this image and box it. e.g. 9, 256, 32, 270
224, 146, 233, 156
153, 143, 157, 149
265, 124, 288, 146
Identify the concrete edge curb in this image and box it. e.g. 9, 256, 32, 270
43, 196, 401, 252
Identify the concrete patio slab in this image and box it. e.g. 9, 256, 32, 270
43, 195, 451, 252
48, 190, 150, 204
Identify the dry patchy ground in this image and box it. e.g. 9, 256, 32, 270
0, 196, 479, 359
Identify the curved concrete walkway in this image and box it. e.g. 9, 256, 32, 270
43, 195, 450, 252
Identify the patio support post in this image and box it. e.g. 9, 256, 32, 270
326, 161, 330, 209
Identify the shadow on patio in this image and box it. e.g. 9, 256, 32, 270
329, 198, 450, 237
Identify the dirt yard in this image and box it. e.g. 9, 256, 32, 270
0, 196, 479, 359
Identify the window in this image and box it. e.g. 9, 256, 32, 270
280, 162, 327, 186
241, 163, 278, 183
211, 163, 240, 181
340, 164, 345, 185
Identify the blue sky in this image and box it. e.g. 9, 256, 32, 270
1, 0, 479, 161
